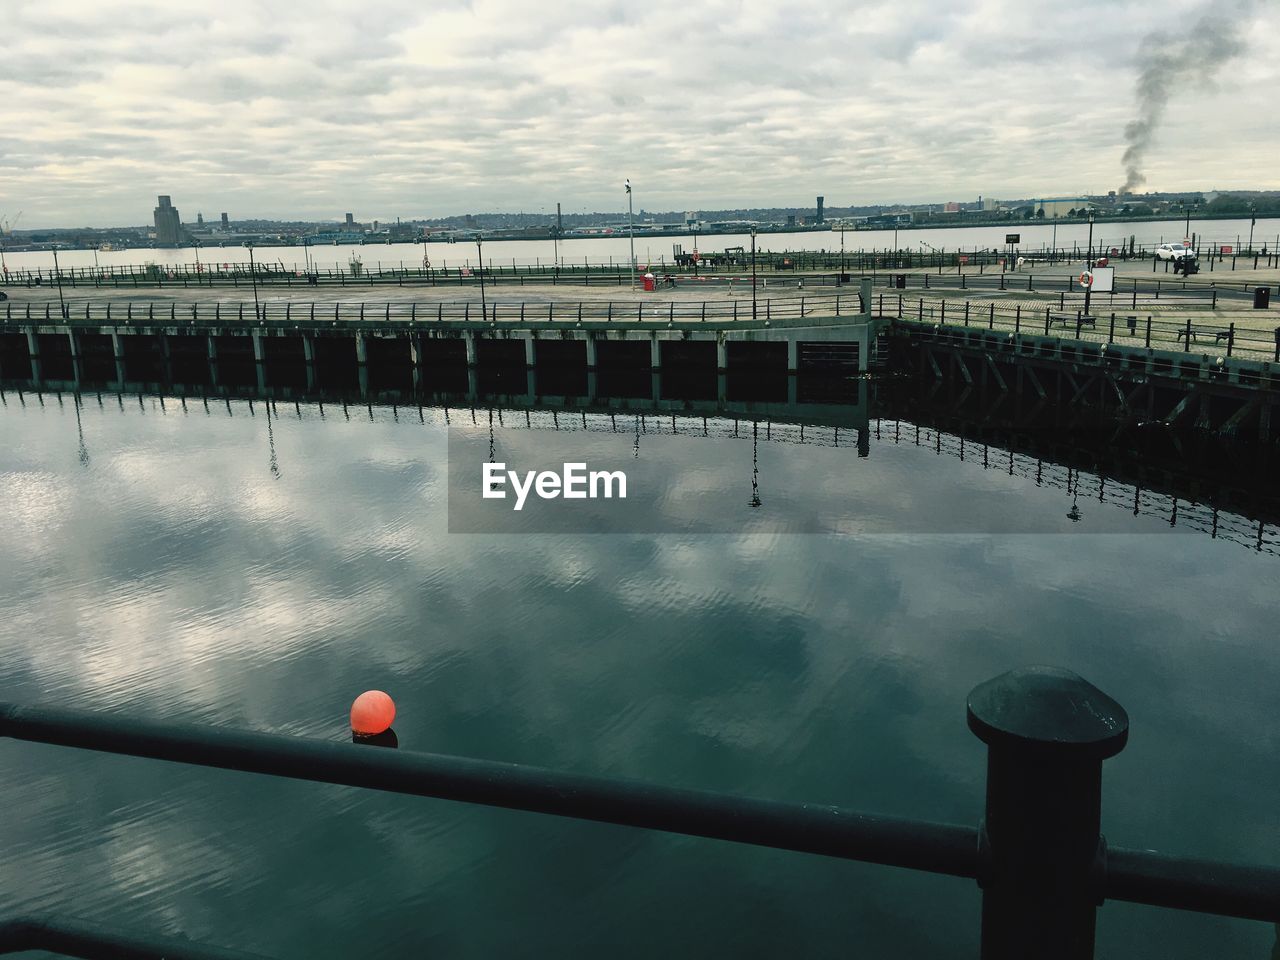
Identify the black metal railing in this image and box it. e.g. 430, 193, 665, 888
0, 915, 273, 959
882, 294, 1280, 363
3, 667, 1279, 959
2, 242, 1278, 285
1, 292, 865, 328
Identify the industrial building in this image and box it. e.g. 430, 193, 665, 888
152, 195, 184, 245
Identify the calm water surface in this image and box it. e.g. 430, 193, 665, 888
1, 393, 1277, 958
5, 216, 1279, 274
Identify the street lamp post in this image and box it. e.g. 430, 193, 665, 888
476, 236, 487, 319
1184, 202, 1192, 242
750, 226, 758, 320
840, 226, 846, 279
1248, 203, 1256, 253
692, 226, 699, 277
247, 243, 261, 320
51, 246, 67, 319
193, 238, 201, 281
1084, 212, 1095, 318
626, 180, 636, 290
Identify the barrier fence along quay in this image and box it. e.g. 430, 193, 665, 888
6, 292, 1279, 365
882, 293, 1280, 363
4, 242, 1280, 285
4, 237, 1280, 278
3, 293, 853, 327
2, 667, 1280, 960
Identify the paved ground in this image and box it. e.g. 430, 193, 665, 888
2, 277, 826, 308
7, 260, 1277, 341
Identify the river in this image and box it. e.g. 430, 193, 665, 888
1, 385, 1276, 958
4, 217, 1279, 276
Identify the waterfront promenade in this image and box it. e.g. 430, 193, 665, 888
8, 258, 1277, 352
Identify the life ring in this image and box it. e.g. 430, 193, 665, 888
1078, 271, 1092, 288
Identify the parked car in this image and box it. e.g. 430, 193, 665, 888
1155, 242, 1196, 262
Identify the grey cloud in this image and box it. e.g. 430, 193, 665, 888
2, 0, 1277, 226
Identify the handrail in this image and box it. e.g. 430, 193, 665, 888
0, 914, 272, 959
0, 702, 979, 879
1, 293, 867, 328
883, 294, 1280, 363
1105, 847, 1280, 924
2, 243, 1277, 281
4, 668, 1280, 958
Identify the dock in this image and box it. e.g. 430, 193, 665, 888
0, 281, 882, 406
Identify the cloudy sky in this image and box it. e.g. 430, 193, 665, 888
3, 0, 1278, 227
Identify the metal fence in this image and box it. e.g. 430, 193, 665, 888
4, 242, 1278, 286
2, 667, 1278, 960
1, 293, 860, 328
880, 293, 1280, 362
866, 269, 1229, 303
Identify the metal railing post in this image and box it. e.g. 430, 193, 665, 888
969, 667, 1129, 960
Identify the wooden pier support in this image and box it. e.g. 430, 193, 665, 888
302, 334, 316, 390
251, 332, 266, 393
112, 333, 126, 389
407, 334, 420, 392
207, 336, 219, 389
25, 329, 40, 383
67, 330, 82, 385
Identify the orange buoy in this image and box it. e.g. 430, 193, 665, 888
350, 690, 396, 736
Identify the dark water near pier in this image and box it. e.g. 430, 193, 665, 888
1, 390, 1278, 958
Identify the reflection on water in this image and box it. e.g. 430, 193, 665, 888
1, 389, 1278, 958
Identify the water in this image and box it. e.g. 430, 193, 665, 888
1, 390, 1278, 958
4, 217, 1279, 275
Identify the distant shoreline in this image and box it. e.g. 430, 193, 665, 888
3, 212, 1276, 254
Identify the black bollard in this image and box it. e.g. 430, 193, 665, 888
968, 666, 1129, 960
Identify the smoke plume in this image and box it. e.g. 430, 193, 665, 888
1120, 0, 1256, 194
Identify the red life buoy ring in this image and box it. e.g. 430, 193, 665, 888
1079, 271, 1092, 288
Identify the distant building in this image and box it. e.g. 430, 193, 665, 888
196, 212, 204, 226
221, 212, 229, 230
944, 201, 961, 213
153, 195, 183, 244
1035, 198, 1096, 219
816, 196, 824, 223
786, 214, 796, 227
982, 197, 1000, 211
865, 213, 913, 228
345, 212, 354, 228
